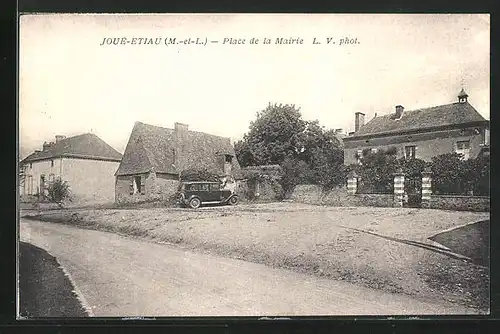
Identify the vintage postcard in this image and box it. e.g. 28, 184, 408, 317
18, 13, 490, 318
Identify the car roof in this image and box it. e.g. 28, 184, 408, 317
182, 181, 220, 184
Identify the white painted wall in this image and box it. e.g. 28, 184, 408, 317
22, 157, 120, 204
61, 158, 120, 203
23, 157, 63, 196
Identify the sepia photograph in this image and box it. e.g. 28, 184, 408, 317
17, 13, 490, 318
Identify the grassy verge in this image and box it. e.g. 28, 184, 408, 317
22, 204, 490, 311
430, 220, 490, 267
18, 242, 88, 318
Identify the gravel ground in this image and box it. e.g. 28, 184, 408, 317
18, 242, 88, 318
22, 202, 490, 311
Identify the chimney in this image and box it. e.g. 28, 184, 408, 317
55, 135, 66, 143
395, 105, 404, 119
174, 122, 189, 158
354, 112, 365, 132
174, 122, 189, 136
42, 141, 51, 151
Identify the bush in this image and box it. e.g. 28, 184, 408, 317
180, 168, 220, 182
430, 153, 490, 196
307, 148, 346, 192
355, 150, 399, 194
46, 178, 72, 206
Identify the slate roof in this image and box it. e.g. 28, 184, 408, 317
115, 122, 242, 178
347, 101, 488, 139
21, 133, 123, 163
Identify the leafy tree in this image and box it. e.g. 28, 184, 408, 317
236, 103, 307, 166
234, 140, 256, 167
235, 103, 346, 196
308, 147, 346, 192
355, 150, 399, 194
46, 178, 72, 207
279, 155, 311, 198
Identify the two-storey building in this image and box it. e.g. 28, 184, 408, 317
20, 133, 123, 203
343, 89, 490, 165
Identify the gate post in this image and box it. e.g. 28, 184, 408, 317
393, 168, 405, 207
347, 171, 358, 195
421, 167, 432, 208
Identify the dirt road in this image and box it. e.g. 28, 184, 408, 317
20, 218, 482, 317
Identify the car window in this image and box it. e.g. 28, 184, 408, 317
186, 184, 197, 191
199, 183, 210, 191
210, 183, 221, 191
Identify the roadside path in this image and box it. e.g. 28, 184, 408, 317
20, 219, 482, 317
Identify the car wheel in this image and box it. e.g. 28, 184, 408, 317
189, 197, 201, 209
229, 195, 238, 205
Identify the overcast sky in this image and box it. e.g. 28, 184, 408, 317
19, 14, 489, 158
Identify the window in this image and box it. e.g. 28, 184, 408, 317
225, 155, 233, 163
456, 140, 471, 160
48, 174, 55, 184
404, 146, 416, 159
133, 176, 142, 194
484, 128, 490, 145
30, 163, 32, 169
199, 183, 210, 191
356, 149, 363, 164
50, 160, 54, 167
210, 183, 221, 191
371, 148, 378, 153
28, 175, 33, 195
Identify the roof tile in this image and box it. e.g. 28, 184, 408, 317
21, 133, 122, 163
116, 122, 242, 178
349, 101, 487, 138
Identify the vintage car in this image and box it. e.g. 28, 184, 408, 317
176, 181, 239, 209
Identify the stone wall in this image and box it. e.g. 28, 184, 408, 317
425, 195, 490, 212
236, 178, 282, 201
115, 172, 179, 204
291, 184, 394, 207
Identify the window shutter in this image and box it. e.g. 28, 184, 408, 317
140, 175, 145, 195
129, 177, 134, 195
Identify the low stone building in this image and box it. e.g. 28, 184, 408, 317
115, 121, 242, 204
20, 133, 123, 204
239, 165, 283, 200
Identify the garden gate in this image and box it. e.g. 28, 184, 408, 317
404, 173, 422, 208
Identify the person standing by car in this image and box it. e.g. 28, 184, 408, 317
221, 176, 236, 194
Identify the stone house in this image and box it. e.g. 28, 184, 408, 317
20, 133, 123, 203
343, 89, 490, 165
114, 121, 242, 204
